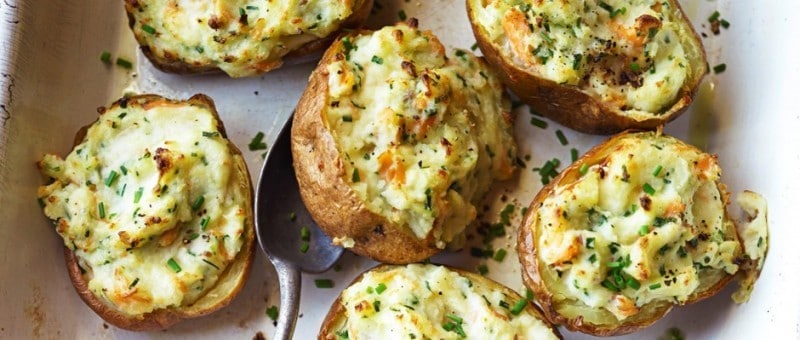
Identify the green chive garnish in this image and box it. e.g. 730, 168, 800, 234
315, 279, 334, 288
652, 165, 663, 176
375, 283, 387, 294
105, 170, 118, 186
141, 24, 156, 35
342, 115, 353, 122
713, 63, 726, 74
570, 148, 579, 162
643, 183, 656, 195
555, 130, 568, 145
398, 10, 407, 21
493, 248, 507, 262
98, 202, 106, 218
529, 117, 548, 129
119, 165, 128, 175
352, 169, 360, 183
248, 132, 267, 151
192, 195, 205, 211
639, 225, 650, 236
300, 226, 310, 241
649, 283, 662, 290
167, 258, 181, 273
116, 58, 133, 69
100, 51, 111, 64
510, 299, 527, 315
129, 278, 139, 289
371, 55, 383, 64
579, 163, 590, 176
478, 264, 489, 275
708, 11, 721, 23
200, 217, 210, 231
627, 278, 641, 290
300, 242, 309, 253
266, 306, 279, 321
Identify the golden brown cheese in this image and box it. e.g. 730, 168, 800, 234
532, 132, 740, 320
323, 23, 517, 249
37, 97, 248, 316
127, 0, 363, 77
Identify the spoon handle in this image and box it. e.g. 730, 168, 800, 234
273, 259, 301, 340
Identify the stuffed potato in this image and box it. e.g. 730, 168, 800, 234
319, 264, 562, 339
467, 0, 707, 134
517, 131, 761, 335
291, 21, 518, 264
125, 0, 373, 77
37, 94, 255, 330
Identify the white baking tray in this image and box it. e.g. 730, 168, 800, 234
1, 1, 798, 339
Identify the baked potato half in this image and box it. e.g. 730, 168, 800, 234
291, 21, 518, 264
37, 94, 255, 330
124, 0, 373, 77
517, 131, 756, 335
319, 264, 562, 339
467, 0, 707, 134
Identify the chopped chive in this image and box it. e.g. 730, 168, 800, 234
713, 63, 726, 74
248, 132, 267, 151
100, 51, 111, 64
352, 168, 360, 183
639, 225, 650, 236
589, 253, 597, 263
398, 10, 407, 21
529, 117, 548, 129
300, 226, 310, 241
98, 202, 106, 219
630, 62, 641, 72
373, 300, 381, 312
720, 19, 730, 28
649, 283, 662, 290
266, 306, 279, 321
289, 212, 297, 221
300, 242, 309, 253
200, 217, 210, 231
708, 10, 721, 23
585, 237, 595, 249
37, 197, 45, 208
470, 43, 478, 51
129, 278, 139, 289
141, 24, 156, 35
202, 131, 220, 138
572, 53, 582, 70
187, 233, 200, 241
167, 258, 181, 273
478, 264, 489, 275
342, 115, 353, 122
315, 279, 334, 288
493, 248, 507, 262
643, 183, 656, 195
202, 259, 220, 270
371, 55, 383, 64
555, 130, 568, 145
192, 195, 205, 211
579, 163, 590, 176
119, 165, 128, 175
116, 58, 133, 69
627, 278, 641, 290
570, 148, 579, 162
446, 314, 463, 323
510, 299, 527, 315
652, 165, 663, 177
105, 170, 118, 186
375, 283, 387, 294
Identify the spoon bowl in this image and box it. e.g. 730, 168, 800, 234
254, 113, 343, 340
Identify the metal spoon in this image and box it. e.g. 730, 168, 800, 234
254, 113, 343, 340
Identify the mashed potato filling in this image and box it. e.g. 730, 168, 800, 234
38, 97, 247, 316
129, 0, 362, 77
533, 132, 740, 320
334, 264, 559, 339
324, 24, 516, 248
473, 0, 695, 116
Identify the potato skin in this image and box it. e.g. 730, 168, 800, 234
516, 131, 740, 336
60, 94, 255, 331
124, 0, 373, 75
317, 264, 563, 340
291, 35, 442, 264
466, 0, 707, 134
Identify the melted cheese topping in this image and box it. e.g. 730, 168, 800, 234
472, 0, 697, 117
334, 264, 559, 339
37, 98, 247, 316
129, 0, 360, 77
324, 24, 517, 249
533, 132, 740, 320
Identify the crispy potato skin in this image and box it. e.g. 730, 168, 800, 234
517, 131, 740, 336
124, 0, 373, 75
61, 94, 255, 331
291, 36, 441, 264
317, 264, 563, 339
466, 0, 707, 134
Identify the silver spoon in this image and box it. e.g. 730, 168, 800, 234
254, 113, 343, 340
